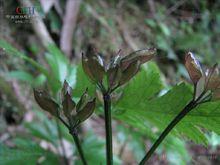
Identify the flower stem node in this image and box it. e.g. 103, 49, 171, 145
82, 45, 156, 93
34, 80, 96, 129
185, 52, 220, 101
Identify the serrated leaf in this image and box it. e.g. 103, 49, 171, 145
116, 62, 163, 109
115, 62, 220, 145
116, 81, 220, 145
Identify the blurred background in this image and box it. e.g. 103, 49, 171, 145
0, 0, 220, 164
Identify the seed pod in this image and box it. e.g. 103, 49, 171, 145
107, 65, 122, 89
62, 80, 72, 96
76, 98, 96, 123
185, 52, 203, 84
205, 64, 220, 91
107, 55, 122, 89
195, 75, 206, 100
119, 60, 141, 86
76, 88, 90, 112
82, 46, 105, 83
33, 89, 59, 116
62, 92, 76, 119
121, 48, 156, 70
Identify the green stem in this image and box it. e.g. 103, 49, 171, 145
55, 118, 69, 165
139, 100, 197, 165
103, 93, 113, 165
70, 129, 88, 165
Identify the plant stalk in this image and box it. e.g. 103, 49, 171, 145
70, 129, 88, 165
55, 118, 69, 165
103, 93, 113, 165
139, 100, 197, 165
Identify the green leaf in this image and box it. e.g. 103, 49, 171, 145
75, 131, 121, 165
175, 33, 209, 50
6, 71, 34, 83
116, 82, 219, 145
158, 22, 171, 36
116, 62, 163, 109
0, 39, 60, 94
45, 44, 68, 83
0, 139, 59, 165
25, 110, 72, 144
0, 39, 48, 76
5, 71, 46, 87
115, 61, 220, 146
33, 74, 47, 87
73, 65, 95, 97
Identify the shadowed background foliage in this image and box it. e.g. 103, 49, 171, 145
0, 0, 220, 164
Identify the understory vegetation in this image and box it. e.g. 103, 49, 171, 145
0, 0, 220, 164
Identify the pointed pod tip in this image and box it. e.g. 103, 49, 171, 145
62, 80, 72, 96
184, 52, 203, 84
